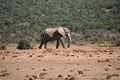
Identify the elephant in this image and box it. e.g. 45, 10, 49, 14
39, 27, 71, 49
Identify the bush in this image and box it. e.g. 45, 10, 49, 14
114, 40, 120, 47
17, 39, 32, 50
72, 40, 87, 46
0, 45, 7, 50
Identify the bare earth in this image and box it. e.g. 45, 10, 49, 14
0, 44, 120, 80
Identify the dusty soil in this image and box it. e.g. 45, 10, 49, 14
0, 44, 120, 80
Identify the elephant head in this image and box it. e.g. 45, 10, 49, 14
57, 27, 71, 48
39, 27, 71, 49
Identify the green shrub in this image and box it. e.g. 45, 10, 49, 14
72, 40, 87, 46
0, 45, 7, 50
97, 42, 112, 47
17, 39, 32, 50
114, 40, 120, 47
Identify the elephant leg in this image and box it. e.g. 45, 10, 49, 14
59, 38, 65, 48
44, 42, 47, 49
67, 39, 70, 48
39, 42, 43, 49
56, 39, 60, 49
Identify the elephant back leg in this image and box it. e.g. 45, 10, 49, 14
39, 41, 43, 49
44, 42, 47, 49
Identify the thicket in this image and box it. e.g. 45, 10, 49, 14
17, 39, 32, 50
0, 0, 120, 46
0, 45, 7, 50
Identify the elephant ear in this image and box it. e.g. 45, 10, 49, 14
63, 27, 70, 34
57, 27, 66, 37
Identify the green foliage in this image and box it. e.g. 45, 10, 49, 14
0, 45, 7, 50
17, 39, 32, 50
112, 39, 120, 47
73, 40, 88, 46
97, 42, 113, 47
115, 41, 120, 47
0, 0, 120, 45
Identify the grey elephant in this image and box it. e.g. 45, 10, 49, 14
39, 27, 71, 49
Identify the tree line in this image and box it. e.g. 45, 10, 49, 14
0, 0, 120, 46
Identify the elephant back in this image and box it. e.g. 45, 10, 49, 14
44, 28, 57, 38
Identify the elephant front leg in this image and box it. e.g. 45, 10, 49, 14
56, 39, 60, 49
59, 38, 65, 48
39, 42, 43, 49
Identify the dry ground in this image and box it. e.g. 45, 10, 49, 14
0, 44, 120, 80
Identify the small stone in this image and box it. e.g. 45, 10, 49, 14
2, 57, 5, 60
16, 68, 19, 70
106, 75, 111, 79
29, 77, 33, 80
12, 55, 17, 58
116, 68, 120, 70
43, 69, 47, 71
58, 74, 63, 77
78, 70, 84, 74
70, 70, 73, 72
0, 73, 10, 77
29, 55, 32, 57
31, 68, 34, 70
89, 54, 92, 57
39, 73, 46, 77
25, 75, 29, 77
69, 77, 76, 80
105, 68, 110, 71
37, 55, 44, 57
67, 74, 71, 77
106, 59, 110, 62
112, 73, 119, 77
32, 75, 38, 79
109, 53, 112, 55
108, 64, 112, 66
65, 77, 69, 80
97, 60, 100, 62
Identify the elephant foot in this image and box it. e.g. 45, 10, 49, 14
67, 46, 70, 48
39, 46, 42, 49
63, 47, 65, 49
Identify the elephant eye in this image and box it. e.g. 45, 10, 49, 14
65, 32, 68, 34
66, 31, 70, 34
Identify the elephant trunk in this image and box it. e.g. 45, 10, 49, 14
67, 34, 71, 48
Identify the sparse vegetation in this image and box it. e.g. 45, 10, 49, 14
0, 0, 120, 46
17, 39, 32, 50
114, 40, 120, 47
0, 45, 7, 50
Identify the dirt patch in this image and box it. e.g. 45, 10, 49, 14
0, 45, 120, 80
